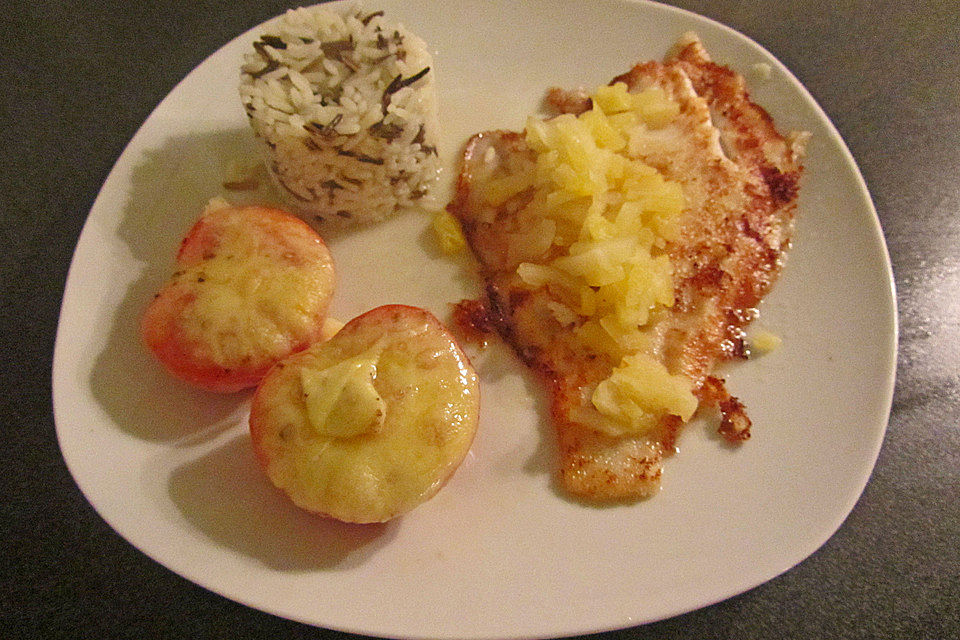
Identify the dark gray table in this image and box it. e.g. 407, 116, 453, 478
4, 1, 957, 638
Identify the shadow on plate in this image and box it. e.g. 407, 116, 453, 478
88, 127, 275, 442
168, 433, 396, 571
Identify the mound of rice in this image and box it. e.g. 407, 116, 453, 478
239, 6, 440, 227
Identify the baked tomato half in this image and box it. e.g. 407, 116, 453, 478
142, 202, 335, 392
250, 305, 480, 523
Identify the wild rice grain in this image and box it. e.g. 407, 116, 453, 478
239, 6, 440, 227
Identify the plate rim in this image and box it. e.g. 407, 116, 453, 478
51, 0, 898, 637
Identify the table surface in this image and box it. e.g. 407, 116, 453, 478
4, 0, 958, 638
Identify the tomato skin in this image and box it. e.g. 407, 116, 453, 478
142, 284, 286, 392
141, 204, 335, 393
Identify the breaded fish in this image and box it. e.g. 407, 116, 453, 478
450, 34, 806, 501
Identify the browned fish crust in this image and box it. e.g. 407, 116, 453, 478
450, 35, 805, 501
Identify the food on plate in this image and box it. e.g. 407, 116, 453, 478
320, 316, 345, 340
749, 328, 782, 354
431, 208, 467, 255
240, 6, 440, 227
141, 200, 335, 393
249, 305, 480, 523
449, 33, 807, 501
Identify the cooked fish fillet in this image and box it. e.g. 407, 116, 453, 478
450, 34, 806, 501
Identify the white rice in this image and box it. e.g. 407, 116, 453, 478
239, 6, 440, 227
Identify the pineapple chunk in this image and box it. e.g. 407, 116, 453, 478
517, 262, 580, 294
593, 82, 635, 114
575, 318, 624, 362
591, 353, 698, 436
750, 329, 783, 354
480, 171, 534, 207
607, 110, 640, 134
432, 209, 467, 254
633, 88, 680, 128
552, 236, 636, 286
578, 108, 627, 151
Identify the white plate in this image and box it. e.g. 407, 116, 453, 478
53, 1, 897, 638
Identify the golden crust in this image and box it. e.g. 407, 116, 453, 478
451, 35, 805, 501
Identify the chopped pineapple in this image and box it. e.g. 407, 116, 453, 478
578, 108, 627, 151
432, 209, 467, 255
593, 82, 636, 114
480, 171, 534, 207
513, 81, 691, 435
750, 329, 783, 354
632, 88, 681, 127
592, 353, 698, 437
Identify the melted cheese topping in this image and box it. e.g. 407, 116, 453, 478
177, 222, 330, 367
252, 307, 480, 523
300, 350, 385, 438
